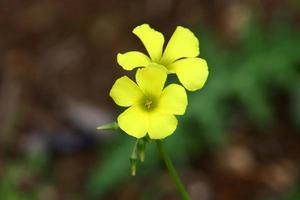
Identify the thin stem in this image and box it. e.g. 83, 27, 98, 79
131, 139, 139, 155
156, 140, 191, 200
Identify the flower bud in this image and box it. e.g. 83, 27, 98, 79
129, 156, 137, 176
96, 122, 119, 131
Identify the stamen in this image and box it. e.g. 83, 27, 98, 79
145, 99, 152, 109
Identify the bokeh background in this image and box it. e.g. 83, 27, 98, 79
1, 0, 300, 199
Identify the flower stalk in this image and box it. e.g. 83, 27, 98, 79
156, 140, 191, 200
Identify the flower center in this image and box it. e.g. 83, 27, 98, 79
144, 99, 153, 109
140, 96, 157, 112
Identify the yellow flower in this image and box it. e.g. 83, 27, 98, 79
117, 24, 209, 91
110, 66, 187, 139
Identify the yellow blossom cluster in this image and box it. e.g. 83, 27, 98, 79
110, 24, 208, 139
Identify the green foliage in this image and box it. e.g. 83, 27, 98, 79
263, 185, 300, 200
87, 133, 162, 198
188, 19, 300, 145
280, 185, 300, 200
0, 148, 50, 200
87, 19, 300, 198
87, 134, 132, 198
0, 164, 34, 200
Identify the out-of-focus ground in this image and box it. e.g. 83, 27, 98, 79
1, 0, 300, 200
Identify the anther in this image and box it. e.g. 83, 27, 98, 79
145, 99, 152, 109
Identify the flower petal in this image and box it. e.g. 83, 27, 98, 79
168, 58, 209, 91
110, 76, 143, 107
118, 106, 148, 138
133, 24, 164, 62
136, 67, 167, 97
148, 113, 177, 139
161, 26, 199, 65
117, 51, 151, 70
158, 84, 187, 115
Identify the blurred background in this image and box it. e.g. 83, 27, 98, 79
1, 0, 300, 199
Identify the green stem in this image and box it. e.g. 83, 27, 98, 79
156, 140, 191, 200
